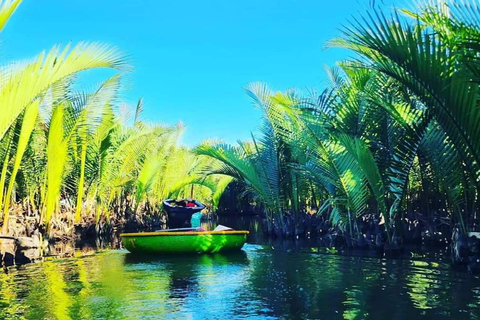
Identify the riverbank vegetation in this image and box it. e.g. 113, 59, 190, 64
198, 0, 480, 260
1, 0, 480, 266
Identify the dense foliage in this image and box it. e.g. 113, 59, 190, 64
199, 0, 480, 243
0, 0, 229, 237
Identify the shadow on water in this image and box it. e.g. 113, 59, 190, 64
124, 251, 250, 303
123, 250, 249, 266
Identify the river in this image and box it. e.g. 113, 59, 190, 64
0, 216, 479, 319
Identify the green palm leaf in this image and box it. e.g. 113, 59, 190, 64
0, 42, 127, 141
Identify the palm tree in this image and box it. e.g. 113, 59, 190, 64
197, 0, 480, 242
0, 0, 126, 233
330, 0, 479, 235
0, 0, 223, 236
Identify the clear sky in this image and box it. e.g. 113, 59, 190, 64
1, 0, 407, 146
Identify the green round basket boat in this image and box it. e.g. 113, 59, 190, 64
120, 230, 249, 254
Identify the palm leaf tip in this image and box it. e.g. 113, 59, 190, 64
0, 0, 22, 32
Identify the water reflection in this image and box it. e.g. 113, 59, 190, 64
0, 246, 479, 319
124, 251, 249, 266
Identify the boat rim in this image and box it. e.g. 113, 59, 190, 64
120, 230, 249, 237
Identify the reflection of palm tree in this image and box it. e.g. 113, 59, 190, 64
0, 271, 27, 319
246, 252, 385, 319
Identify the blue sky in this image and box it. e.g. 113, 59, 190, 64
2, 0, 407, 145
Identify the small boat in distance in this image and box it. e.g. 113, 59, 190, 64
120, 229, 249, 254
121, 198, 249, 254
163, 199, 206, 228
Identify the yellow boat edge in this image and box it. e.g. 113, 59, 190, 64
120, 230, 250, 237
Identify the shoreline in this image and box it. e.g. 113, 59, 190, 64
1, 222, 478, 274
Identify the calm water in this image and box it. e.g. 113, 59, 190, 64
0, 244, 479, 320
1, 215, 480, 320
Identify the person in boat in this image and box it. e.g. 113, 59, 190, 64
190, 211, 203, 230
185, 198, 196, 207
174, 199, 197, 207
174, 199, 187, 207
